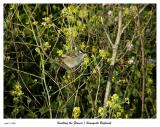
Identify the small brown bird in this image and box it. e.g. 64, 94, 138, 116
60, 51, 85, 69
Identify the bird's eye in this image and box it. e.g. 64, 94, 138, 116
79, 51, 83, 54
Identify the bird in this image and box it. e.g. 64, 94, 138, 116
60, 50, 85, 69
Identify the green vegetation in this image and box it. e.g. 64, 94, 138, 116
4, 4, 156, 118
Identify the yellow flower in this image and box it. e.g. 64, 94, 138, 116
116, 112, 121, 118
43, 42, 51, 51
80, 42, 86, 49
43, 17, 52, 23
35, 47, 41, 55
64, 43, 71, 51
83, 55, 90, 66
111, 94, 119, 101
106, 101, 112, 107
72, 107, 81, 118
98, 107, 105, 117
11, 81, 24, 97
99, 49, 107, 58
112, 76, 115, 82
92, 46, 97, 54
117, 79, 126, 85
57, 50, 63, 56
92, 68, 97, 74
107, 57, 112, 63
33, 21, 38, 25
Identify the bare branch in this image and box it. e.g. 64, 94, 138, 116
103, 10, 122, 106
101, 17, 113, 47
137, 10, 145, 118
121, 4, 148, 34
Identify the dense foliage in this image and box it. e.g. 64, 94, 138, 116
4, 4, 156, 118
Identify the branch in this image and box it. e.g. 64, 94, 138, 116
101, 17, 113, 47
137, 10, 145, 118
103, 10, 122, 106
121, 4, 148, 34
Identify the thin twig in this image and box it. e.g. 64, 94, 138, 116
50, 59, 94, 96
101, 17, 113, 47
24, 5, 53, 118
4, 65, 42, 79
95, 66, 101, 107
121, 4, 148, 34
19, 74, 41, 106
118, 33, 136, 61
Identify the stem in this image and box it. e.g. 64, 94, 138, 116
41, 56, 52, 118
101, 17, 113, 47
137, 10, 145, 118
24, 5, 52, 118
95, 66, 101, 107
4, 65, 42, 79
121, 4, 148, 34
103, 10, 122, 106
